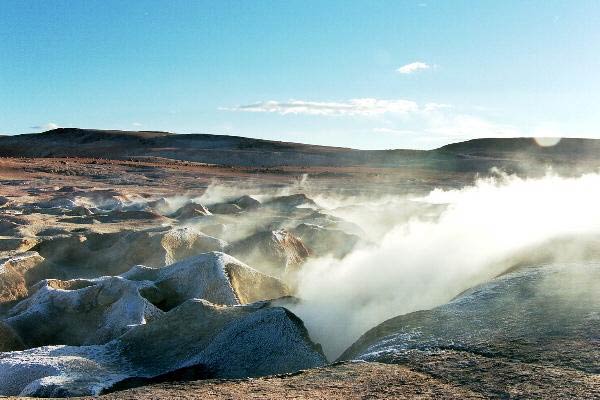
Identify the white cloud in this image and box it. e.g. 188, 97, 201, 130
227, 96, 531, 148
396, 61, 431, 74
31, 122, 61, 131
225, 98, 419, 116
132, 122, 143, 127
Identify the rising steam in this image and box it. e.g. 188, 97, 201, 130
289, 172, 600, 359
79, 172, 600, 360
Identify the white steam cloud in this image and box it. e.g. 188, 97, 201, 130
289, 173, 600, 359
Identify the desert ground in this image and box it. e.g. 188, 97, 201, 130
0, 130, 598, 399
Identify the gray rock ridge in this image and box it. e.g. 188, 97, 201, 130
0, 299, 327, 397
30, 226, 227, 279
340, 262, 600, 375
4, 252, 290, 349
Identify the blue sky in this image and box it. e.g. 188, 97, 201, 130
1, 1, 599, 149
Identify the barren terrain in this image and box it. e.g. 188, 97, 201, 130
0, 130, 598, 399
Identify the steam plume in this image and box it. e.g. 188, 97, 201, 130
289, 173, 600, 359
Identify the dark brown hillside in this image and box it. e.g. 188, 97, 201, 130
1, 129, 599, 173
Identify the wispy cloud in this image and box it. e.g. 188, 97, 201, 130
372, 127, 419, 135
227, 96, 525, 148
425, 114, 520, 139
30, 122, 61, 131
423, 102, 451, 112
396, 61, 431, 74
226, 99, 454, 118
375, 107, 520, 142
132, 122, 143, 127
224, 98, 419, 116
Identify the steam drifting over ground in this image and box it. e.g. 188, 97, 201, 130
2, 152, 599, 398
288, 172, 600, 359
25, 171, 596, 361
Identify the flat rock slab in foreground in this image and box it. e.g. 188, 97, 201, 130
1, 359, 598, 399
78, 362, 486, 400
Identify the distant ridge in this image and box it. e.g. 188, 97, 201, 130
0, 128, 598, 173
32, 128, 353, 151
437, 137, 600, 154
39, 128, 175, 139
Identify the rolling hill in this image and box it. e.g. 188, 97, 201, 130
0, 128, 598, 173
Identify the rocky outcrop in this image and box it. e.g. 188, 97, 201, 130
0, 214, 29, 236
292, 223, 360, 258
147, 197, 172, 214
37, 227, 71, 236
4, 276, 162, 348
172, 202, 211, 219
0, 321, 24, 352
0, 196, 10, 207
0, 237, 39, 252
0, 219, 20, 236
0, 300, 326, 397
123, 252, 290, 310
264, 194, 317, 210
0, 252, 46, 305
209, 203, 243, 215
4, 252, 289, 349
201, 223, 228, 238
34, 196, 78, 209
232, 195, 261, 210
96, 209, 166, 222
339, 262, 600, 397
31, 227, 227, 279
226, 230, 310, 276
